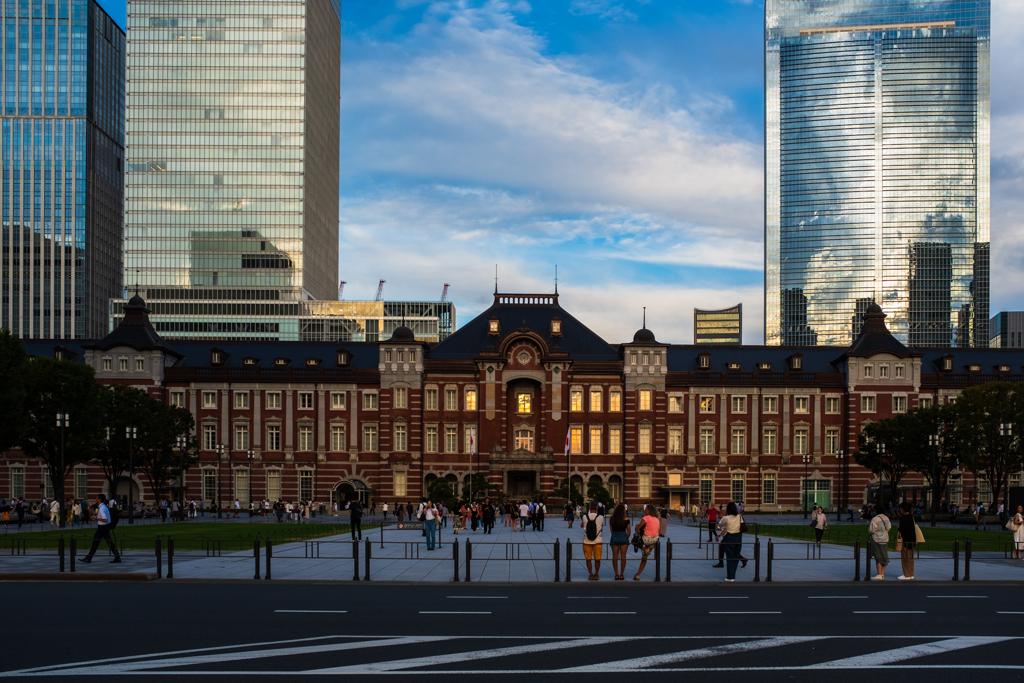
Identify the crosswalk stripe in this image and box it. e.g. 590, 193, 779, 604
307, 637, 637, 674
816, 636, 1014, 667
559, 636, 819, 671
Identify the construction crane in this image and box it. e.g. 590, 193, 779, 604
440, 283, 449, 303
338, 281, 346, 300
375, 279, 386, 302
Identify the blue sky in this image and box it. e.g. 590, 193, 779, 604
99, 0, 1024, 345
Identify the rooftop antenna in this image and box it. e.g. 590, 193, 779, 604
643, 306, 646, 329
554, 265, 558, 294
494, 264, 498, 294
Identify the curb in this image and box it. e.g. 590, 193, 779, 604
0, 573, 158, 582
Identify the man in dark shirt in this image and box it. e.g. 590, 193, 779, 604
349, 500, 362, 540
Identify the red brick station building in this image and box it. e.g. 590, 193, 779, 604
6, 291, 1022, 513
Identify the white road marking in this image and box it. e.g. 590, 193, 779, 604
564, 611, 636, 615
560, 636, 817, 671
853, 611, 926, 614
689, 596, 748, 599
11, 637, 436, 676
566, 596, 628, 599
274, 610, 348, 613
308, 637, 636, 674
816, 636, 1014, 667
997, 612, 1024, 614
808, 596, 867, 599
927, 596, 988, 598
709, 612, 781, 615
447, 596, 507, 599
419, 611, 490, 614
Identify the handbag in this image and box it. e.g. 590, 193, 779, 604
739, 517, 748, 534
914, 524, 925, 543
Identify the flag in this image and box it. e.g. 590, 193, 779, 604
470, 431, 476, 455
564, 427, 571, 455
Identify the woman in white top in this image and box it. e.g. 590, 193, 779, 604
423, 501, 439, 550
1012, 505, 1024, 560
810, 506, 826, 546
714, 502, 744, 581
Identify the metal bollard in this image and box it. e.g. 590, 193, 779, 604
70, 536, 76, 573
654, 540, 661, 582
963, 538, 971, 581
865, 539, 872, 581
59, 535, 65, 573
465, 540, 472, 582
854, 539, 861, 581
753, 539, 760, 582
266, 540, 273, 580
353, 540, 360, 581
666, 540, 672, 582
566, 540, 572, 582
554, 541, 560, 582
952, 538, 960, 581
766, 539, 773, 582
253, 539, 261, 580
167, 538, 174, 579
452, 539, 460, 582
364, 538, 371, 581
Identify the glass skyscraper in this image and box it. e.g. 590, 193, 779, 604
765, 0, 989, 348
1, 0, 125, 339
123, 0, 341, 317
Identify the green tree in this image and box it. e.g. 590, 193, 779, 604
551, 477, 585, 506
136, 398, 198, 505
20, 356, 106, 526
459, 472, 500, 504
954, 382, 1024, 511
426, 479, 458, 511
91, 385, 152, 503
586, 480, 615, 508
903, 404, 963, 527
0, 330, 28, 453
854, 411, 925, 506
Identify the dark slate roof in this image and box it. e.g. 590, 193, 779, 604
839, 304, 919, 360
21, 340, 90, 362
666, 345, 840, 373
429, 293, 620, 361
82, 296, 182, 357
168, 340, 380, 369
915, 347, 1024, 373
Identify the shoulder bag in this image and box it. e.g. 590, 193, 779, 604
739, 516, 748, 534
914, 523, 925, 543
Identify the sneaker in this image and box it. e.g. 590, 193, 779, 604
871, 575, 884, 580
110, 557, 122, 564
80, 557, 92, 564
724, 579, 735, 582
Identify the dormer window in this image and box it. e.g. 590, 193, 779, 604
488, 317, 501, 336
967, 364, 981, 372
788, 353, 803, 371
305, 358, 321, 367
757, 362, 772, 371
998, 365, 1011, 373
210, 349, 224, 365
726, 362, 741, 371
243, 357, 258, 366
336, 350, 350, 367
697, 353, 711, 370
940, 355, 954, 371
274, 357, 290, 367
550, 317, 562, 336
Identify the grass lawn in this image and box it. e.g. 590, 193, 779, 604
750, 522, 1018, 553
0, 521, 361, 551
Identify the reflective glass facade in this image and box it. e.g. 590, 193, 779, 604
124, 0, 340, 303
694, 304, 742, 345
1, 0, 125, 339
765, 0, 989, 348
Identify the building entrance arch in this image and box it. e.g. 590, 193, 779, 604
333, 479, 370, 509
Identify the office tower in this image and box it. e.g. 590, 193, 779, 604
765, 0, 990, 348
989, 312, 1024, 349
694, 304, 742, 345
123, 0, 341, 317
1, 0, 124, 339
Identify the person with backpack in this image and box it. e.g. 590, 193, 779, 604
580, 501, 605, 580
868, 503, 891, 580
536, 500, 546, 531
80, 494, 121, 564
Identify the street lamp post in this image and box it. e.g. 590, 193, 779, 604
177, 435, 187, 519
803, 453, 811, 519
835, 449, 844, 523
1000, 423, 1013, 518
247, 448, 253, 517
126, 425, 137, 525
929, 432, 941, 527
56, 412, 68, 528
216, 443, 224, 518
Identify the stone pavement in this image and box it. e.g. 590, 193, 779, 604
2, 514, 1022, 582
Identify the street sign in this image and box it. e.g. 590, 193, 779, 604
395, 522, 424, 530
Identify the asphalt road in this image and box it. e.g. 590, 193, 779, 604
1, 582, 1021, 681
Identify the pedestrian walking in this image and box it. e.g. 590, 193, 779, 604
1011, 505, 1024, 560
715, 502, 745, 581
868, 504, 891, 580
482, 499, 495, 534
896, 502, 918, 580
423, 501, 439, 550
350, 499, 363, 540
810, 505, 827, 547
847, 503, 854, 522
658, 504, 668, 537
49, 498, 60, 528
536, 500, 546, 531
79, 495, 121, 564
608, 503, 631, 581
518, 501, 529, 531
632, 504, 661, 581
564, 501, 574, 528
383, 502, 389, 520
706, 503, 718, 542
580, 501, 604, 581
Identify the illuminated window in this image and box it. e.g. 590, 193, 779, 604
515, 429, 534, 452
393, 387, 407, 409
234, 425, 249, 451
639, 390, 652, 411
590, 389, 602, 412
590, 427, 602, 454
668, 427, 683, 454
638, 472, 651, 499
668, 396, 683, 413
609, 428, 622, 454
465, 389, 477, 411
394, 471, 408, 497
700, 396, 715, 413
517, 393, 532, 414
570, 428, 583, 454
570, 390, 583, 412
609, 390, 622, 412
202, 391, 217, 409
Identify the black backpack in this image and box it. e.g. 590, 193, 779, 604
108, 505, 122, 529
585, 513, 599, 541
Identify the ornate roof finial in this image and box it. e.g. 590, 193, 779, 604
643, 306, 646, 329
555, 264, 558, 295
495, 264, 499, 295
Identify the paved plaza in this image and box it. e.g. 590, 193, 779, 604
2, 513, 1021, 582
